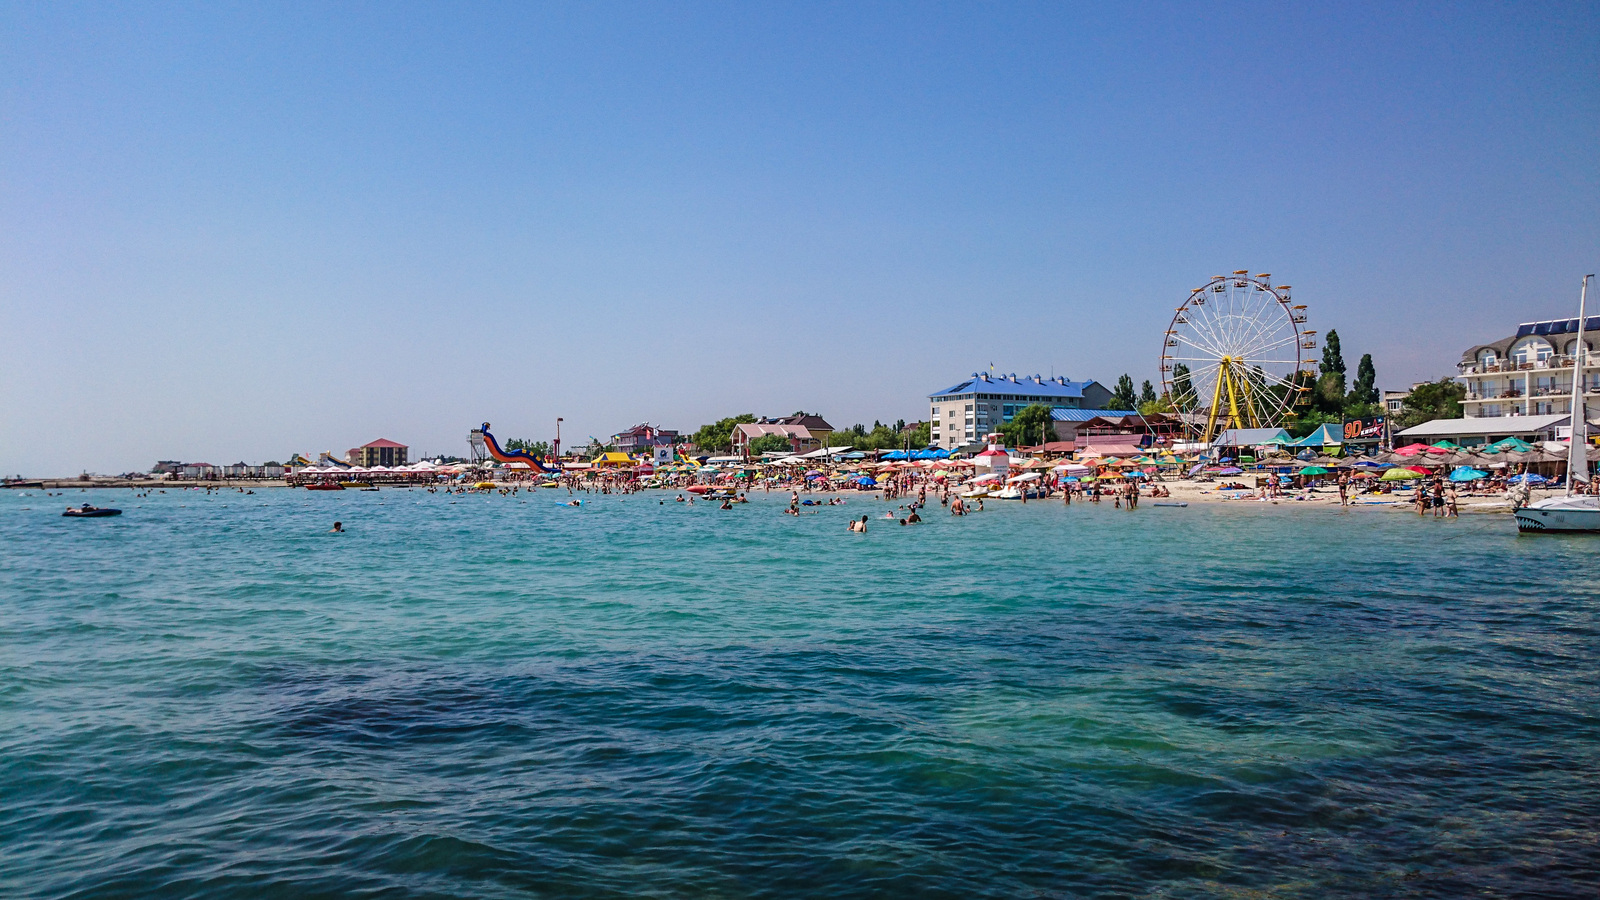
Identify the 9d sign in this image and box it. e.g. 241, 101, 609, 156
1343, 416, 1386, 441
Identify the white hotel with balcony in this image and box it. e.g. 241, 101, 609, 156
1457, 315, 1600, 418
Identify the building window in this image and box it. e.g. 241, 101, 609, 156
1511, 337, 1554, 366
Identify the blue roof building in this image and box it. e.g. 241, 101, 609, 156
928, 372, 1116, 449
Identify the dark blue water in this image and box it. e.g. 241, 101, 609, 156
2, 487, 1597, 897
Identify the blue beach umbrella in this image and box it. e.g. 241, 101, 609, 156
1449, 467, 1487, 482
1507, 473, 1546, 484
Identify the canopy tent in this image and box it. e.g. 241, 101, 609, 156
1288, 424, 1345, 448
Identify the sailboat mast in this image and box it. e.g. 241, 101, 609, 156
1569, 275, 1593, 495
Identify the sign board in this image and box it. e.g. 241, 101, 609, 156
654, 445, 674, 465
1342, 416, 1386, 443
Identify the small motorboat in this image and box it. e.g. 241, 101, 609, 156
63, 505, 121, 517
305, 482, 345, 491
340, 481, 373, 489
1153, 501, 1189, 507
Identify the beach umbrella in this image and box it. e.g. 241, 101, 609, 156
1381, 467, 1424, 481
1507, 473, 1547, 484
1449, 466, 1487, 482
1215, 466, 1243, 475
1489, 437, 1534, 452
1402, 465, 1432, 475
1300, 466, 1330, 475
1430, 440, 1461, 450
1392, 443, 1432, 456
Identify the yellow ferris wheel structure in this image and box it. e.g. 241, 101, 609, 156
1160, 272, 1319, 443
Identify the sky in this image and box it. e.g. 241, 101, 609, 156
1, 1, 1596, 475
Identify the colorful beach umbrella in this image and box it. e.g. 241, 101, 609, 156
1381, 468, 1424, 481
1300, 466, 1330, 475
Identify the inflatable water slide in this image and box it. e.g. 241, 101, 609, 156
470, 423, 560, 473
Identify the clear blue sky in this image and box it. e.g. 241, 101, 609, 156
2, 2, 1596, 474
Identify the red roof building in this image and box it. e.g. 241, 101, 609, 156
350, 438, 408, 468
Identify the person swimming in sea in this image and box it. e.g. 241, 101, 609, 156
848, 515, 868, 533
329, 521, 343, 533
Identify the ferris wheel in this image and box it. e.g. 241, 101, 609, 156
1159, 271, 1318, 442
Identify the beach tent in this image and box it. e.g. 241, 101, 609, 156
1449, 466, 1487, 481
1289, 424, 1344, 448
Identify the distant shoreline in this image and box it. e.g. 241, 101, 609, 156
3, 479, 293, 490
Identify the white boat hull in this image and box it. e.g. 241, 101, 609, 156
1515, 498, 1600, 533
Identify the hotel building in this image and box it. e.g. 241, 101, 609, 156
927, 373, 1116, 450
1457, 316, 1600, 419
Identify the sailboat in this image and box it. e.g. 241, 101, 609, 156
1515, 274, 1600, 533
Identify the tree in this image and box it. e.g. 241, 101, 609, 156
747, 433, 791, 455
1111, 374, 1139, 410
1171, 363, 1194, 409
1321, 329, 1346, 375
904, 421, 931, 447
1139, 380, 1157, 405
1348, 353, 1378, 407
505, 438, 550, 457
1315, 370, 1347, 415
1001, 403, 1057, 448
688, 414, 756, 454
1138, 395, 1175, 416
1395, 378, 1466, 430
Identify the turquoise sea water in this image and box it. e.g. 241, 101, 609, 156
2, 486, 1597, 898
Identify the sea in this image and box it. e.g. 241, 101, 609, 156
2, 486, 1597, 898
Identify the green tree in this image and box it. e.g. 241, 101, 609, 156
1139, 380, 1157, 405
1110, 374, 1139, 410
904, 421, 931, 447
505, 438, 550, 457
1288, 409, 1339, 438
1171, 363, 1194, 409
1138, 396, 1175, 416
688, 414, 756, 454
1315, 371, 1347, 414
1321, 329, 1346, 375
1395, 378, 1466, 430
1001, 403, 1057, 448
747, 433, 791, 455
1348, 353, 1378, 407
